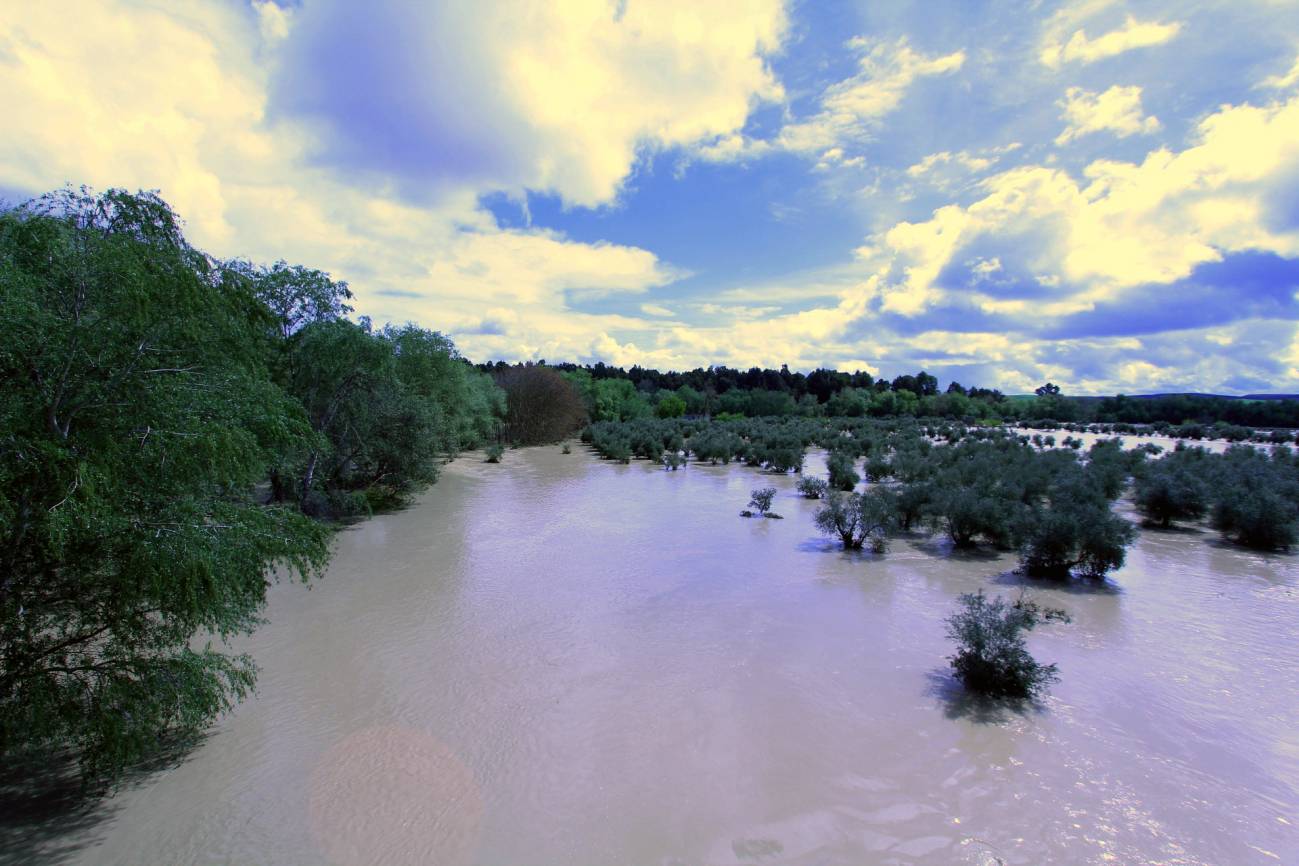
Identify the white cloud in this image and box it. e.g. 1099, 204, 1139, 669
1055, 85, 1161, 145
275, 0, 789, 208
696, 37, 964, 164
653, 87, 1299, 389
907, 151, 992, 177
1041, 14, 1182, 68
868, 90, 1299, 319
1261, 54, 1299, 89
903, 143, 1026, 191
0, 0, 688, 364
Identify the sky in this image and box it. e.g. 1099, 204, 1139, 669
3, 1, 1299, 394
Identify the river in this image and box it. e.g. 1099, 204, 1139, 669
6, 446, 1297, 865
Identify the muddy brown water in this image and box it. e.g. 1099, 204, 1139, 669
6, 447, 1297, 865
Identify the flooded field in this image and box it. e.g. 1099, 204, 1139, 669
7, 446, 1297, 866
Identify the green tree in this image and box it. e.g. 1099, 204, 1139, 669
1018, 481, 1136, 578
746, 487, 777, 517
0, 189, 331, 777
797, 476, 828, 499
1133, 458, 1208, 527
675, 385, 705, 415
826, 450, 859, 491
814, 490, 895, 550
593, 378, 651, 422
1209, 447, 1299, 550
656, 393, 687, 418
946, 590, 1069, 699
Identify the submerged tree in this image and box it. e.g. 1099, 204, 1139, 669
1209, 447, 1299, 550
826, 449, 859, 491
814, 489, 896, 551
1018, 484, 1136, 578
744, 487, 778, 518
1134, 457, 1208, 527
796, 476, 829, 499
946, 590, 1070, 699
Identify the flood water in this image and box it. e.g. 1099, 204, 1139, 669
7, 446, 1298, 865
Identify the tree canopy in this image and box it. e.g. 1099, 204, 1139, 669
0, 188, 504, 778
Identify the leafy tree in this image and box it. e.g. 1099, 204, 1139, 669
497, 364, 587, 445
864, 454, 893, 483
826, 450, 859, 491
928, 484, 1021, 549
0, 189, 331, 777
745, 487, 777, 518
814, 489, 896, 550
825, 387, 870, 417
593, 378, 651, 422
1209, 447, 1299, 550
232, 259, 353, 341
1134, 456, 1208, 527
797, 476, 828, 499
1018, 478, 1136, 578
675, 385, 704, 415
946, 590, 1069, 699
656, 393, 687, 418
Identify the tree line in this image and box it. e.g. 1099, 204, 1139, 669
480, 359, 1299, 429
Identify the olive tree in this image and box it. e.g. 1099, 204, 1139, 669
814, 489, 896, 551
946, 590, 1070, 699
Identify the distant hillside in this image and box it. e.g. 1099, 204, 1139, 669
1018, 393, 1299, 402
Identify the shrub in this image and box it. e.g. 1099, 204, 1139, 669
946, 590, 1070, 699
485, 443, 504, 463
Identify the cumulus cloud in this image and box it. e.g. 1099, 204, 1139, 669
1055, 85, 1161, 145
1041, 13, 1182, 68
878, 90, 1299, 316
271, 0, 788, 207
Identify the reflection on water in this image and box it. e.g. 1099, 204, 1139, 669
5, 446, 1297, 865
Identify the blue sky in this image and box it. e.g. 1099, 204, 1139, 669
3, 1, 1299, 393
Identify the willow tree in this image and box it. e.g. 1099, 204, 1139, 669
0, 189, 331, 778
